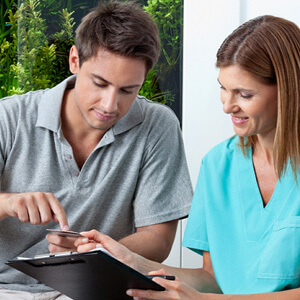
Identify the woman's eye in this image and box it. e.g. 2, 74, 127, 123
240, 93, 252, 99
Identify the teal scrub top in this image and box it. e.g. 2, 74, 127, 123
182, 136, 300, 294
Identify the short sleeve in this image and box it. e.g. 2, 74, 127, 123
0, 112, 5, 176
0, 99, 16, 179
182, 159, 209, 255
133, 107, 193, 227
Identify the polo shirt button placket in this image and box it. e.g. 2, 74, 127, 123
66, 154, 72, 160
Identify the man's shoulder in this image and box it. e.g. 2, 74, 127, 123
0, 76, 73, 109
135, 95, 174, 113
0, 89, 47, 112
135, 95, 179, 125
0, 90, 48, 133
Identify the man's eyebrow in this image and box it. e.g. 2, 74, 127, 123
91, 73, 142, 89
92, 73, 111, 84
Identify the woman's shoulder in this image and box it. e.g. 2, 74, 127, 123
203, 136, 239, 162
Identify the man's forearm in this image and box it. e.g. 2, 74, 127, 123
118, 229, 172, 263
118, 220, 178, 263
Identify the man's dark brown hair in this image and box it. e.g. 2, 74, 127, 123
75, 0, 160, 74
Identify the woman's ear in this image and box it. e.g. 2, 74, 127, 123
69, 45, 80, 74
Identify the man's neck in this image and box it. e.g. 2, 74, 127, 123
60, 88, 105, 169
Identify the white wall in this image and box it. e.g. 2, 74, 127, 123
245, 0, 300, 24
164, 0, 300, 268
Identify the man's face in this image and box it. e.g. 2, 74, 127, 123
69, 46, 146, 134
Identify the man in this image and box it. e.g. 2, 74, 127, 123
0, 1, 193, 298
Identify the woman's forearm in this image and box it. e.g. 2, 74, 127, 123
205, 287, 300, 300
135, 256, 222, 294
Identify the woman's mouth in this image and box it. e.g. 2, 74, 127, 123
231, 115, 249, 125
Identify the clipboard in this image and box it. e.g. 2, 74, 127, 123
6, 249, 164, 300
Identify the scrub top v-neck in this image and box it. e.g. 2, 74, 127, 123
183, 136, 300, 294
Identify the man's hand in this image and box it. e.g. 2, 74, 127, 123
0, 192, 68, 229
46, 234, 77, 253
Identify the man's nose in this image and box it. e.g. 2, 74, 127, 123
101, 89, 118, 113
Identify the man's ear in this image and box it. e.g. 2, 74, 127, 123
69, 45, 80, 74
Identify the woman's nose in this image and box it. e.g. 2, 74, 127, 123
221, 93, 239, 114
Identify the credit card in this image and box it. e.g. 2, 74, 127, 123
46, 229, 84, 238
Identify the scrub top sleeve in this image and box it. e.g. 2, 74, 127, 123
182, 158, 209, 256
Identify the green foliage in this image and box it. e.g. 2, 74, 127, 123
141, 0, 183, 105
0, 0, 75, 98
0, 2, 18, 97
139, 70, 174, 105
144, 0, 182, 69
0, 0, 183, 108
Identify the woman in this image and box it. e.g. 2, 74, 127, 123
75, 15, 300, 299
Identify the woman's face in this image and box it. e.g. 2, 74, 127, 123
218, 65, 278, 140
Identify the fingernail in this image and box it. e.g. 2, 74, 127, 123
126, 290, 132, 296
62, 225, 70, 231
82, 238, 89, 243
96, 243, 103, 248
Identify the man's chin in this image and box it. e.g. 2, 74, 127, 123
89, 122, 116, 132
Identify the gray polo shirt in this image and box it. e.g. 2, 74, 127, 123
0, 76, 193, 292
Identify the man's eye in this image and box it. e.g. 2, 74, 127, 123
94, 82, 106, 88
121, 89, 134, 94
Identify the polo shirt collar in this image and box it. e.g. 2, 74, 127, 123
36, 75, 76, 133
113, 97, 144, 135
36, 75, 144, 136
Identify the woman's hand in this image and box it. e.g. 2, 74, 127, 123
74, 229, 142, 271
126, 269, 207, 300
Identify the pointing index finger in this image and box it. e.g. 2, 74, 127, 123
47, 195, 69, 230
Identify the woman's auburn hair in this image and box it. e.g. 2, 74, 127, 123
216, 15, 300, 180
